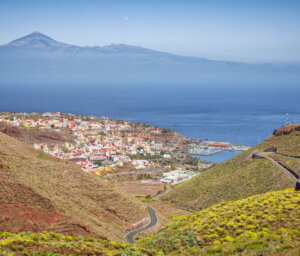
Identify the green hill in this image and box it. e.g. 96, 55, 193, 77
140, 189, 300, 255
160, 125, 300, 211
0, 189, 299, 255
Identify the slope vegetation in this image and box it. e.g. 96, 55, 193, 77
161, 126, 300, 211
141, 189, 300, 255
0, 189, 299, 255
0, 132, 147, 242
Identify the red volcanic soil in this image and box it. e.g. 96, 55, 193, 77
2, 126, 21, 137
0, 167, 92, 237
0, 131, 148, 242
0, 204, 62, 231
0, 124, 74, 146
273, 125, 300, 136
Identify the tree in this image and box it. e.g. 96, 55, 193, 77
94, 160, 102, 166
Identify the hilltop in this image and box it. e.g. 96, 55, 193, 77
0, 189, 299, 255
160, 125, 300, 211
0, 132, 149, 242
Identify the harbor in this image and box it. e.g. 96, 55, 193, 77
186, 140, 250, 163
187, 140, 249, 156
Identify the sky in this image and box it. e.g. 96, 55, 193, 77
0, 0, 300, 63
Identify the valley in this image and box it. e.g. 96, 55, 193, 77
0, 113, 299, 255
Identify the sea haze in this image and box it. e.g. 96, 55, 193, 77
1, 32, 300, 162
1, 84, 300, 149
1, 32, 300, 85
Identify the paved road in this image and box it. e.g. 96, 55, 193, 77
270, 152, 300, 159
125, 206, 157, 243
253, 151, 300, 190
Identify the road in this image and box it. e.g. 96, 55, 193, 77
153, 184, 171, 200
253, 151, 300, 190
125, 206, 157, 243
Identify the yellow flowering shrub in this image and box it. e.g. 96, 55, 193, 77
0, 189, 298, 255
140, 189, 300, 255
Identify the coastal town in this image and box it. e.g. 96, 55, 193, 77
0, 112, 246, 185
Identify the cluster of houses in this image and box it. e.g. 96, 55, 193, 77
0, 112, 188, 175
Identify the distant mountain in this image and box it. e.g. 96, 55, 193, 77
0, 32, 299, 85
1, 31, 175, 56
5, 31, 70, 49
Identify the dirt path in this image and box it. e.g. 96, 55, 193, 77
153, 184, 172, 200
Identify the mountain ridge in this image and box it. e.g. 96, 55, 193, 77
0, 32, 299, 85
1, 31, 179, 57
5, 31, 70, 49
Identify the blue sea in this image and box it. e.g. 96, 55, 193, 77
1, 84, 300, 162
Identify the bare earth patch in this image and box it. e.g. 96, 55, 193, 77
147, 201, 191, 216
119, 182, 165, 197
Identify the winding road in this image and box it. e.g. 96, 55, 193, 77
125, 206, 157, 243
253, 151, 300, 190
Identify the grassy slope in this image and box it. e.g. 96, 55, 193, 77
160, 128, 300, 211
0, 132, 147, 242
141, 189, 300, 256
266, 125, 300, 157
0, 189, 299, 256
270, 154, 300, 177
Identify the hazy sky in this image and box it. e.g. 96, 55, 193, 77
1, 0, 300, 62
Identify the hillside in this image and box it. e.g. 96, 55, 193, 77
0, 132, 148, 242
140, 189, 300, 255
0, 189, 299, 255
0, 123, 75, 146
160, 125, 300, 211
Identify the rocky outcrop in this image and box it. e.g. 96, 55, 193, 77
1, 124, 74, 146
264, 146, 278, 153
3, 125, 21, 137
273, 125, 300, 136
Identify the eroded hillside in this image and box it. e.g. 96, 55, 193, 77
0, 132, 148, 242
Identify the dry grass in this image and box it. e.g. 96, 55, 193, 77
119, 182, 165, 197
258, 127, 300, 157
147, 201, 191, 217
270, 154, 300, 177
0, 189, 298, 256
161, 126, 299, 211
0, 132, 148, 242
141, 189, 300, 255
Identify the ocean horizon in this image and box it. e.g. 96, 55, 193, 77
1, 84, 300, 162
